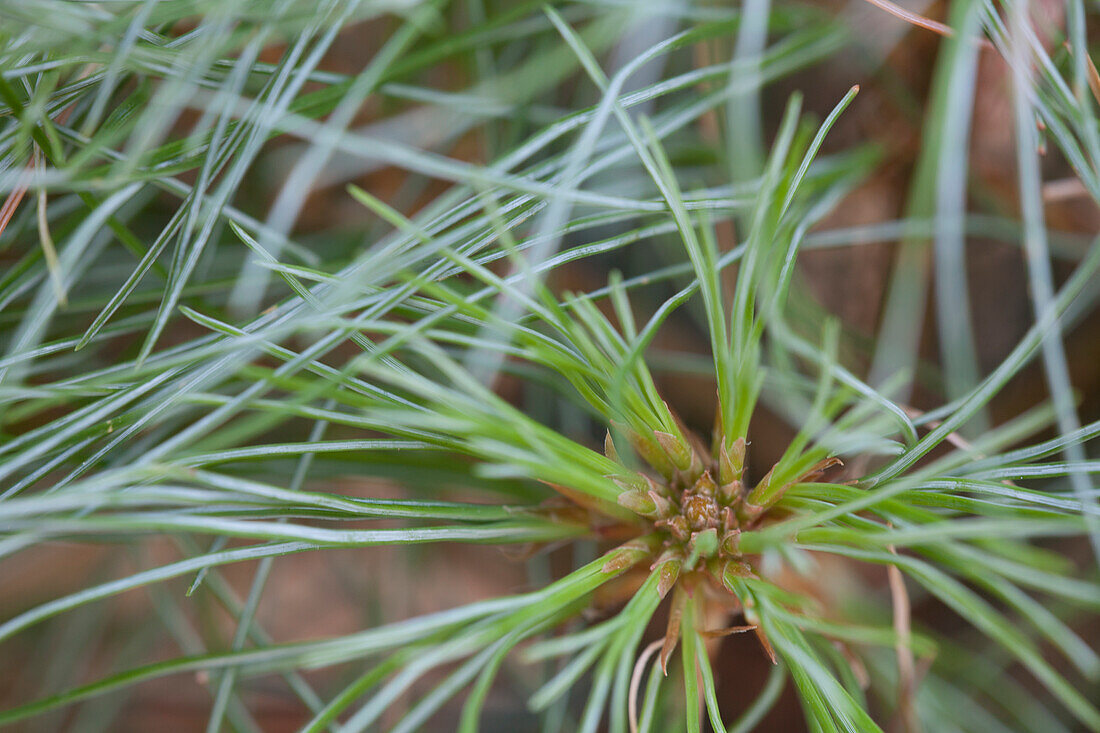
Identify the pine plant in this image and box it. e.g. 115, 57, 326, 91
1, 1, 1099, 731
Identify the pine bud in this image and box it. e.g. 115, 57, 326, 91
718, 437, 746, 486
654, 430, 695, 473
617, 489, 657, 518
603, 430, 620, 463
720, 528, 741, 556
600, 540, 651, 574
